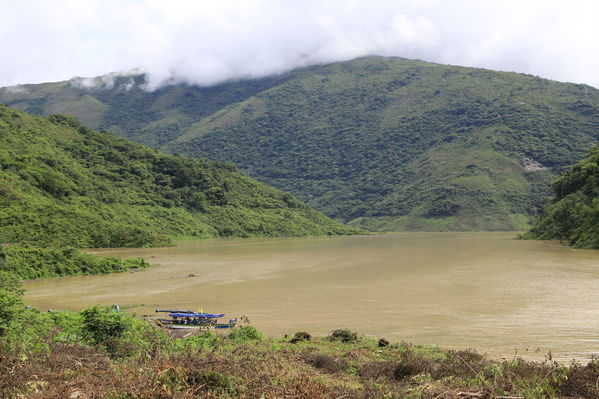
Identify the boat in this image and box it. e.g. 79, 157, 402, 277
155, 309, 237, 329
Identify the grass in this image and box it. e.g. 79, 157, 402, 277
2, 318, 596, 399
0, 282, 593, 399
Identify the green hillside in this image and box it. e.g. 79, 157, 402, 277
2, 57, 598, 231
523, 144, 599, 248
0, 104, 356, 248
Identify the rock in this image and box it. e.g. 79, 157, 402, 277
378, 338, 390, 347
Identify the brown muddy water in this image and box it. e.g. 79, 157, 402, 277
24, 232, 599, 362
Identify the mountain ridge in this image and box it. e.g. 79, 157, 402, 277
0, 104, 357, 248
2, 56, 598, 231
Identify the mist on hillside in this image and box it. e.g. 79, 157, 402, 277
1, 0, 598, 89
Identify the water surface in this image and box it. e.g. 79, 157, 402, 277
24, 232, 599, 362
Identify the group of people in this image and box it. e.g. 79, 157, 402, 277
172, 316, 216, 326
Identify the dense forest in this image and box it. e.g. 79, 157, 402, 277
0, 104, 355, 249
2, 56, 598, 231
0, 106, 351, 247
523, 144, 599, 248
0, 104, 358, 279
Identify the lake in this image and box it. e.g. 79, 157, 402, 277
24, 232, 599, 362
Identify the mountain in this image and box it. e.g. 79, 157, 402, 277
2, 57, 598, 231
522, 144, 599, 248
0, 104, 357, 248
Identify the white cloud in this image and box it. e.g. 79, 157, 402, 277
0, 0, 597, 89
70, 70, 140, 90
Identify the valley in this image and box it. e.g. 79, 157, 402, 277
2, 57, 598, 231
1, 56, 599, 398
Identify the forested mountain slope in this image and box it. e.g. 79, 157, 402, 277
523, 144, 599, 248
0, 104, 356, 248
2, 57, 598, 230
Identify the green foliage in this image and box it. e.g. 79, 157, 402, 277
228, 325, 263, 341
166, 59, 598, 231
3, 57, 597, 230
0, 313, 589, 398
328, 328, 358, 343
0, 244, 148, 279
46, 310, 84, 343
1, 308, 60, 355
0, 104, 358, 250
524, 144, 599, 248
0, 269, 24, 335
0, 270, 24, 296
0, 289, 22, 334
81, 305, 131, 345
177, 330, 220, 350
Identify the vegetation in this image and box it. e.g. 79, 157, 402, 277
3, 56, 598, 231
0, 245, 147, 279
523, 144, 599, 248
0, 104, 357, 250
0, 279, 596, 398
0, 272, 23, 334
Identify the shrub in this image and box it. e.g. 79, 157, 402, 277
290, 331, 311, 343
1, 308, 54, 354
0, 245, 149, 280
81, 305, 131, 345
0, 290, 23, 334
328, 328, 358, 343
189, 370, 241, 394
393, 360, 425, 380
178, 330, 220, 350
0, 270, 23, 296
228, 326, 263, 341
0, 271, 24, 335
303, 353, 348, 374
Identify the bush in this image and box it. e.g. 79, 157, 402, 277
0, 245, 149, 280
178, 331, 220, 350
1, 308, 54, 355
228, 326, 263, 341
81, 305, 131, 346
304, 353, 348, 373
290, 331, 311, 343
0, 270, 23, 296
0, 290, 22, 334
0, 271, 24, 335
328, 329, 358, 343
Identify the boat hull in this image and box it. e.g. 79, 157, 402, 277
155, 309, 237, 330
163, 322, 236, 330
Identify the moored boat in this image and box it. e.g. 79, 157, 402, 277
156, 309, 237, 329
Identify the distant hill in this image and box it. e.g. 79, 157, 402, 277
2, 56, 598, 231
523, 144, 599, 248
0, 104, 356, 248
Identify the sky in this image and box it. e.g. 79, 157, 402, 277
1, 0, 598, 89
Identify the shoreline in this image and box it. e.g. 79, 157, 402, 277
2, 315, 595, 398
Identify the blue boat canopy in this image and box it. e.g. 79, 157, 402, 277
168, 313, 225, 318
